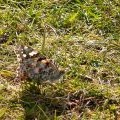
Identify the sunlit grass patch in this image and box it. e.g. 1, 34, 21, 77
0, 0, 120, 119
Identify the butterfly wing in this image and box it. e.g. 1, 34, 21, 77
14, 45, 64, 83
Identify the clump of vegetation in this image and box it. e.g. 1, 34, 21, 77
0, 0, 120, 119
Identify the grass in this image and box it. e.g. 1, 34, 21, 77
0, 0, 120, 120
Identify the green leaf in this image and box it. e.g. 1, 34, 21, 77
68, 12, 78, 23
0, 70, 14, 77
0, 95, 4, 100
0, 108, 7, 118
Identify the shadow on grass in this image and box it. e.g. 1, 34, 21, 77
19, 82, 114, 120
20, 83, 67, 120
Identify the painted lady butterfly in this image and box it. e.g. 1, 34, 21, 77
14, 45, 65, 83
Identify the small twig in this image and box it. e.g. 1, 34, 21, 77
45, 24, 58, 39
41, 26, 46, 53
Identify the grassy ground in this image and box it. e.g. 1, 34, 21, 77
0, 0, 120, 120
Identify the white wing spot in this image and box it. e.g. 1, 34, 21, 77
24, 46, 28, 49
29, 51, 38, 56
23, 54, 27, 58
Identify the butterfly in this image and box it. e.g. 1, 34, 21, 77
14, 45, 65, 83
